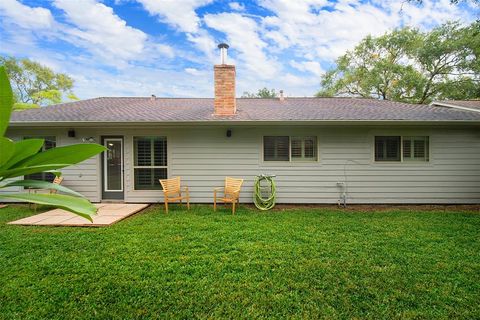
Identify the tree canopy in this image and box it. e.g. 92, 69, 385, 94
0, 56, 78, 110
242, 87, 277, 98
317, 21, 480, 104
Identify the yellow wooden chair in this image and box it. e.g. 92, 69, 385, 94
29, 176, 64, 212
50, 176, 64, 190
213, 177, 244, 214
159, 177, 190, 213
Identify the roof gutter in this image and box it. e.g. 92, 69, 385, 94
431, 101, 480, 113
8, 119, 480, 127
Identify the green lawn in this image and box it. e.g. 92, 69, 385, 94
1, 204, 479, 319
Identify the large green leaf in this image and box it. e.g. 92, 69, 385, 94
0, 138, 44, 170
1, 180, 85, 197
0, 66, 13, 137
0, 193, 96, 221
0, 137, 14, 167
15, 143, 106, 168
0, 164, 71, 179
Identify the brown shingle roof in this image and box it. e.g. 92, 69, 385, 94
9, 97, 480, 123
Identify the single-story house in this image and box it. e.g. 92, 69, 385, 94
4, 49, 480, 205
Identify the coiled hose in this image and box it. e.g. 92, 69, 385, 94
253, 174, 276, 210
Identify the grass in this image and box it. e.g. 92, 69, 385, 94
1, 204, 479, 319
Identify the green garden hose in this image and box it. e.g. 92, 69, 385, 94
253, 174, 276, 210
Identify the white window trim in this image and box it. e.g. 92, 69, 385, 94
103, 138, 124, 192
132, 136, 168, 191
291, 136, 318, 161
402, 136, 429, 162
262, 135, 319, 163
373, 135, 430, 163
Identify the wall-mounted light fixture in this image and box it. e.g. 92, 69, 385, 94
68, 129, 76, 138
226, 129, 232, 138
82, 137, 96, 143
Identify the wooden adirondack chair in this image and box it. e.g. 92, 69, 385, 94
159, 177, 190, 213
50, 176, 64, 190
213, 177, 244, 214
29, 176, 64, 212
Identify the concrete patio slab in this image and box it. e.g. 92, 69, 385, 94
34, 216, 76, 225
8, 203, 149, 227
42, 209, 70, 216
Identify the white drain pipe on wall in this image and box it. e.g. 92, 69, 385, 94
337, 159, 363, 207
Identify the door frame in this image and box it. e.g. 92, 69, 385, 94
101, 136, 124, 200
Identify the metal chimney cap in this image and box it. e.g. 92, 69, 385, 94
218, 43, 229, 49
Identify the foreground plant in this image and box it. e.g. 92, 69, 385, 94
0, 66, 105, 221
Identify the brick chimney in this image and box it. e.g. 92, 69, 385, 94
214, 43, 236, 115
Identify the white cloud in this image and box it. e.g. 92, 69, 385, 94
153, 43, 175, 59
72, 64, 214, 98
260, 0, 473, 62
204, 12, 278, 78
53, 0, 148, 62
135, 0, 213, 33
229, 2, 245, 11
184, 67, 201, 75
186, 30, 217, 63
289, 60, 324, 77
383, 0, 467, 28
1, 0, 475, 100
0, 0, 54, 29
1, 32, 212, 99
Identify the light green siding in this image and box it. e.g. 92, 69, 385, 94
4, 125, 480, 204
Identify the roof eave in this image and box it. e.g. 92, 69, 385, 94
8, 119, 480, 127
431, 101, 480, 113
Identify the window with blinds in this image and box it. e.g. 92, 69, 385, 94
375, 136, 401, 161
403, 136, 429, 161
264, 136, 289, 161
264, 136, 318, 161
24, 136, 56, 183
375, 136, 429, 162
291, 136, 317, 161
133, 137, 167, 190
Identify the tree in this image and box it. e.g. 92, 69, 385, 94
317, 21, 480, 104
0, 66, 105, 221
0, 56, 78, 110
242, 87, 277, 98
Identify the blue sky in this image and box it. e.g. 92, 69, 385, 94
0, 0, 476, 99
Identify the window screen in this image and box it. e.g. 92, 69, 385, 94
264, 136, 289, 161
134, 137, 167, 190
375, 136, 401, 161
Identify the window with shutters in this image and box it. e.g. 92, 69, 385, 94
291, 136, 317, 161
375, 136, 429, 162
24, 136, 56, 183
264, 136, 289, 161
133, 137, 167, 190
263, 136, 317, 162
375, 136, 401, 161
403, 136, 429, 162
